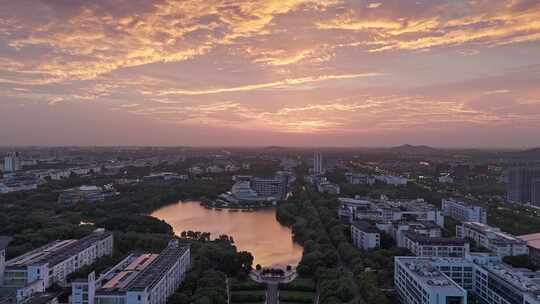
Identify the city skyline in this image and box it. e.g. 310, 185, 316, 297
1, 0, 539, 147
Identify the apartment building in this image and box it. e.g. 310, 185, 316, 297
507, 167, 540, 205
2, 229, 113, 294
351, 221, 380, 250
403, 232, 470, 258
4, 152, 22, 172
71, 240, 190, 304
394, 257, 467, 304
442, 199, 487, 224
456, 222, 528, 257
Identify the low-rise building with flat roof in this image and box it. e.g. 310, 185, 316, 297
351, 221, 380, 250
2, 229, 113, 296
457, 222, 528, 257
442, 199, 487, 224
403, 232, 469, 258
518, 233, 540, 265
71, 240, 190, 304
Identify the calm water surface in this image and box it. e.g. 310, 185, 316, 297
151, 201, 303, 267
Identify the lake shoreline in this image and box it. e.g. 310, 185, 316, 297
151, 200, 303, 268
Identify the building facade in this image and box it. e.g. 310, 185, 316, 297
403, 232, 470, 258
338, 197, 444, 227
72, 240, 190, 304
3, 152, 22, 172
58, 185, 115, 205
313, 152, 323, 175
0, 237, 12, 286
456, 222, 528, 257
2, 229, 113, 293
396, 255, 540, 304
351, 221, 380, 250
507, 167, 540, 205
442, 199, 487, 224
394, 257, 467, 304
251, 174, 288, 200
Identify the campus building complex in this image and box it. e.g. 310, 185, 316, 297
1, 229, 113, 301
442, 199, 487, 224
338, 197, 444, 227
71, 240, 190, 304
223, 172, 291, 203
456, 222, 528, 257
396, 254, 540, 304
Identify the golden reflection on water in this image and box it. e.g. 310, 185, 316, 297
151, 201, 303, 268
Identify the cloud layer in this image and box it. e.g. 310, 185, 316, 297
0, 0, 539, 146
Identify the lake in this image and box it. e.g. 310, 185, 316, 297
151, 201, 303, 268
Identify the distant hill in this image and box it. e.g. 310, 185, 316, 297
504, 147, 540, 160
387, 144, 442, 155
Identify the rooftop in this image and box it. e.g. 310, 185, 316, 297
352, 221, 380, 233
6, 229, 112, 268
518, 233, 540, 250
125, 241, 189, 291
396, 257, 465, 293
464, 222, 525, 245
404, 231, 468, 246
484, 262, 540, 296
97, 253, 159, 294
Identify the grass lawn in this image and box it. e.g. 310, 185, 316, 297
231, 290, 266, 296
280, 277, 316, 292
229, 279, 266, 304
279, 290, 315, 303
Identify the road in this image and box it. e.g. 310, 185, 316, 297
266, 283, 278, 304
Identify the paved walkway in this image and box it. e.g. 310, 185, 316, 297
266, 283, 278, 304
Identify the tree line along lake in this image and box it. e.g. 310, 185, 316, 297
151, 201, 303, 268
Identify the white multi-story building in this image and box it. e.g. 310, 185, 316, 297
2, 229, 113, 297
442, 199, 487, 224
456, 222, 528, 257
351, 221, 380, 250
344, 173, 375, 185
396, 255, 540, 304
316, 180, 340, 195
379, 221, 442, 247
4, 152, 22, 172
438, 174, 454, 184
0, 236, 12, 286
338, 197, 444, 227
395, 257, 468, 304
72, 240, 190, 304
374, 175, 408, 186
403, 232, 470, 258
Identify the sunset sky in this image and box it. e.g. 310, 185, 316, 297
1, 0, 539, 147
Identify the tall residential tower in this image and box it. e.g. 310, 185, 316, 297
313, 152, 323, 175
